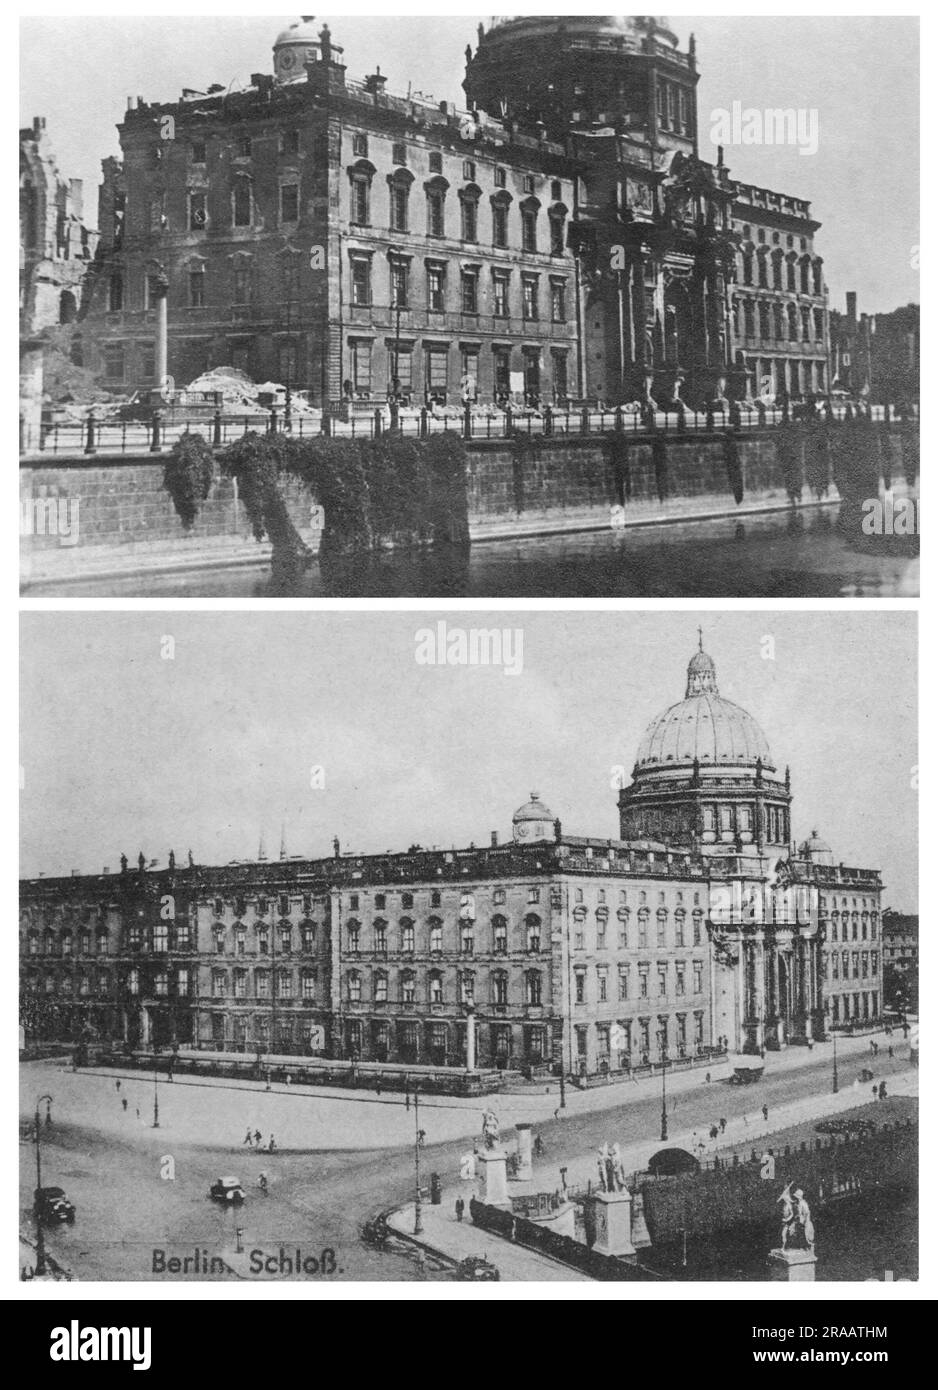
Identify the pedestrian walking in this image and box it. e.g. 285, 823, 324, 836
258, 1172, 268, 1196
244, 1128, 253, 1146
709, 1124, 719, 1143
879, 1081, 887, 1100
455, 1197, 465, 1223
285, 1073, 292, 1087
375, 1077, 382, 1096
872, 1083, 878, 1099
705, 1072, 711, 1084
719, 1117, 727, 1134
115, 1080, 121, 1092
121, 1097, 128, 1112
762, 1104, 769, 1123
135, 1107, 140, 1120
268, 1134, 276, 1152
254, 1129, 262, 1147
888, 1045, 894, 1060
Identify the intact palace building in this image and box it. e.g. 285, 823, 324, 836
78, 15, 829, 409
20, 641, 882, 1073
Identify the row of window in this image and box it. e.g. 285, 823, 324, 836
739, 225, 810, 251
26, 967, 192, 997
182, 131, 301, 164
829, 991, 879, 1024
211, 968, 317, 1000
574, 960, 705, 1004
345, 967, 542, 1007
346, 339, 569, 403
346, 915, 542, 955
349, 175, 565, 255
827, 951, 880, 982
348, 256, 567, 320
574, 909, 706, 951
740, 253, 823, 295
26, 921, 320, 956
828, 911, 879, 942
736, 300, 825, 343
581, 1013, 707, 1060
350, 135, 561, 201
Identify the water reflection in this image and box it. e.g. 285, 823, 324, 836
35, 502, 919, 599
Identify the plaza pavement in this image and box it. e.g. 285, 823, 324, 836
20, 1025, 910, 1156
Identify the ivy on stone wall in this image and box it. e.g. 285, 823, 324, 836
162, 428, 469, 571
162, 430, 215, 531
723, 433, 744, 506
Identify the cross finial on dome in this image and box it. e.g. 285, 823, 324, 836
698, 625, 704, 652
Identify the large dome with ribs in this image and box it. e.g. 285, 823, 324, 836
634, 638, 775, 772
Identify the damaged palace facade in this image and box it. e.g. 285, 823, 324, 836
78, 15, 830, 409
20, 642, 882, 1074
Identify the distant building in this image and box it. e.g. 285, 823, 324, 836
881, 908, 918, 1012
830, 292, 919, 404
19, 116, 98, 446
20, 638, 884, 1071
19, 115, 97, 335
77, 15, 829, 409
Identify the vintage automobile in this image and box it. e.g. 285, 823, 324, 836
454, 1255, 500, 1281
209, 1176, 245, 1204
34, 1186, 76, 1224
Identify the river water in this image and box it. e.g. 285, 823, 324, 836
47, 504, 918, 598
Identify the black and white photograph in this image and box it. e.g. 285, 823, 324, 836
18, 610, 918, 1285
19, 13, 919, 598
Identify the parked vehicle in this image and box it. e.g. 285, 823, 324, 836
34, 1186, 75, 1224
454, 1255, 500, 1281
209, 1176, 245, 1204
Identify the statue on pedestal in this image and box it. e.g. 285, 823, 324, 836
481, 1110, 500, 1149
778, 1182, 815, 1250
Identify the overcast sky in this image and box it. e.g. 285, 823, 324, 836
20, 611, 917, 910
20, 13, 918, 314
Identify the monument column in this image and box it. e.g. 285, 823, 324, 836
151, 270, 169, 402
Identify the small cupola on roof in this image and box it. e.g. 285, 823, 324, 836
799, 829, 833, 865
273, 16, 342, 83
512, 792, 554, 843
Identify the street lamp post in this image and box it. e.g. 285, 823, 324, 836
659, 1037, 669, 1142
826, 1002, 838, 1093
413, 1083, 424, 1235
34, 1093, 53, 1276
152, 1065, 160, 1128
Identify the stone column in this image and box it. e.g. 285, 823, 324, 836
152, 274, 169, 399
515, 1123, 533, 1181
754, 938, 766, 1049
465, 1008, 476, 1072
